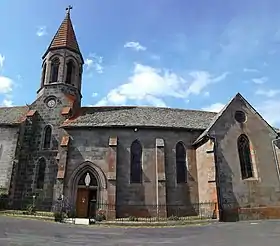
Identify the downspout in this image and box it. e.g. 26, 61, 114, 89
155, 146, 159, 219
271, 137, 280, 184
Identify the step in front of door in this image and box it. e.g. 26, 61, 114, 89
75, 218, 90, 225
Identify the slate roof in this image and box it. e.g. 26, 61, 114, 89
62, 106, 217, 130
0, 106, 29, 126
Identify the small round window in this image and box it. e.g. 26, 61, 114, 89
234, 110, 246, 123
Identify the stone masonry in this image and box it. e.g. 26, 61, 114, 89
0, 9, 280, 222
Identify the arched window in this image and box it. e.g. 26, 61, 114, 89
43, 125, 52, 149
176, 141, 187, 183
130, 140, 143, 183
41, 63, 46, 87
237, 134, 253, 179
36, 158, 46, 189
50, 58, 60, 83
78, 66, 82, 89
66, 60, 75, 84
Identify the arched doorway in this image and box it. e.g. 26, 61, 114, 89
75, 171, 99, 218
67, 161, 107, 218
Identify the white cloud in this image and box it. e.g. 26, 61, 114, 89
252, 77, 268, 84
187, 71, 229, 95
255, 89, 280, 97
85, 58, 93, 68
202, 103, 225, 112
144, 95, 167, 107
36, 26, 47, 37
85, 54, 103, 74
92, 92, 98, 97
150, 54, 160, 60
124, 42, 147, 51
257, 100, 280, 126
0, 76, 13, 93
0, 54, 4, 69
0, 55, 14, 103
95, 64, 103, 74
243, 68, 259, 73
204, 91, 210, 97
1, 99, 13, 107
95, 63, 228, 107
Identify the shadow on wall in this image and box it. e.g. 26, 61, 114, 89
165, 145, 198, 218
13, 112, 60, 211
215, 145, 240, 222
115, 141, 148, 218
165, 175, 198, 217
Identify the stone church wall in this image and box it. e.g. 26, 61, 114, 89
64, 127, 203, 218
11, 110, 58, 209
196, 139, 217, 203
196, 139, 218, 218
0, 126, 20, 194
209, 98, 280, 221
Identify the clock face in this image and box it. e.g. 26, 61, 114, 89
47, 99, 56, 108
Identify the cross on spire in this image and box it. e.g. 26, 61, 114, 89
66, 5, 73, 14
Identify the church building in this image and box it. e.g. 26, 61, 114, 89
1, 8, 280, 221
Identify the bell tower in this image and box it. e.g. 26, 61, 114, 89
13, 6, 85, 209
38, 5, 84, 108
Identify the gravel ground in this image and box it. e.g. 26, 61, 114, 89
0, 216, 280, 245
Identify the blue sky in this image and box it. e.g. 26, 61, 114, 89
1, 0, 280, 126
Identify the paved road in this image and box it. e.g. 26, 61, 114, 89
0, 216, 280, 246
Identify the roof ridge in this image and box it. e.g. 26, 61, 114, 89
79, 106, 218, 114
0, 105, 28, 109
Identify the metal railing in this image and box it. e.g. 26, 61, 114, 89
0, 197, 218, 222
0, 197, 217, 221
3, 197, 280, 222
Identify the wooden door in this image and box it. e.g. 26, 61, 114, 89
76, 188, 89, 218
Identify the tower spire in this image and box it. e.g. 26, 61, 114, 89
42, 6, 83, 62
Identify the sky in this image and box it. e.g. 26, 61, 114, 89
1, 0, 280, 127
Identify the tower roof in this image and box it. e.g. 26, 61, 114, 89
43, 6, 83, 60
